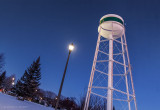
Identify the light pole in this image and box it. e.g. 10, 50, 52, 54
55, 43, 74, 110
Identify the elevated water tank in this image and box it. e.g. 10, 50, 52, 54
98, 14, 124, 39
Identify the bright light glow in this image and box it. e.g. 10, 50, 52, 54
69, 44, 74, 51
12, 77, 15, 80
12, 82, 15, 85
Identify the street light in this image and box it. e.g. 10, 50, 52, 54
69, 43, 74, 51
55, 43, 74, 110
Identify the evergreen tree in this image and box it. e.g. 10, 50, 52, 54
15, 79, 24, 97
27, 56, 41, 99
15, 57, 41, 99
0, 71, 6, 89
15, 70, 29, 97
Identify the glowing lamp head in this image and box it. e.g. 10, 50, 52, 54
69, 43, 74, 51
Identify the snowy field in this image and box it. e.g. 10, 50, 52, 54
0, 93, 54, 110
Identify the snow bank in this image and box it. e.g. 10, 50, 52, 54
0, 93, 54, 110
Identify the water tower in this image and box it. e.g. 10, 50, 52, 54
84, 14, 137, 110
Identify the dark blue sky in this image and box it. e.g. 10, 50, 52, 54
0, 0, 160, 109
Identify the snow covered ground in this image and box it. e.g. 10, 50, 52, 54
0, 93, 54, 110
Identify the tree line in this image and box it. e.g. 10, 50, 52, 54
0, 53, 115, 110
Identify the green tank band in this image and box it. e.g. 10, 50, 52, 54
100, 17, 124, 25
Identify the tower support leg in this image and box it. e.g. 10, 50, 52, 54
84, 30, 101, 110
124, 33, 138, 110
107, 38, 113, 110
121, 36, 131, 110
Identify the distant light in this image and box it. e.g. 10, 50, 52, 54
12, 82, 15, 85
69, 43, 74, 51
12, 77, 15, 80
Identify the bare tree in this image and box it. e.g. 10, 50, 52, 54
44, 91, 56, 99
78, 92, 107, 110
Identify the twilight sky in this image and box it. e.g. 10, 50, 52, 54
0, 0, 160, 109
